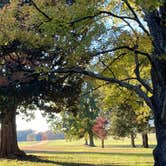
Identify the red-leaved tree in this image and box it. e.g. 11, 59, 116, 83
92, 117, 109, 148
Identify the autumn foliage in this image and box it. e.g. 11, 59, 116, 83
92, 117, 108, 148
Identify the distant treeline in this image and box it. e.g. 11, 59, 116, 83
17, 129, 65, 142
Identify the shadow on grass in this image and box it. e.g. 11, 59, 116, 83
149, 144, 156, 148
105, 145, 133, 148
105, 144, 156, 148
16, 155, 122, 166
24, 150, 152, 157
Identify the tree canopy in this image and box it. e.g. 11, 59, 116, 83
48, 82, 100, 146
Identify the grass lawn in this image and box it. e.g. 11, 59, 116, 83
0, 134, 156, 166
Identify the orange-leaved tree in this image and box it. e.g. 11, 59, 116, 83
92, 117, 109, 148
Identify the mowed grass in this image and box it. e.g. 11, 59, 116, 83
0, 134, 156, 166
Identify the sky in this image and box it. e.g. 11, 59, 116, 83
16, 110, 49, 132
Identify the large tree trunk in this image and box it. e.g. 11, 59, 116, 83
152, 97, 166, 166
145, 3, 166, 165
88, 131, 95, 147
142, 133, 149, 148
152, 98, 166, 166
130, 133, 136, 148
0, 108, 25, 158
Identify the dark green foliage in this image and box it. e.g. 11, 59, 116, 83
110, 103, 138, 138
48, 82, 100, 143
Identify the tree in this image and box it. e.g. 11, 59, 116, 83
99, 86, 151, 148
48, 82, 100, 147
0, 0, 100, 157
92, 117, 109, 148
110, 103, 139, 148
0, 73, 82, 157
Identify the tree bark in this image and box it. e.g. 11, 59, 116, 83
84, 138, 88, 145
142, 133, 149, 148
145, 4, 166, 165
0, 108, 25, 158
88, 131, 95, 147
130, 133, 136, 148
101, 139, 104, 148
152, 97, 166, 166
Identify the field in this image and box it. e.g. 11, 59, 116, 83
0, 134, 156, 166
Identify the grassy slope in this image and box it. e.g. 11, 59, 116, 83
0, 134, 156, 166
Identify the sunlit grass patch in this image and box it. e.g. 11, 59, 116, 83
0, 134, 156, 166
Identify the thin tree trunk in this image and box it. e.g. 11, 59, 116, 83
0, 108, 25, 158
101, 139, 104, 148
130, 133, 136, 148
142, 133, 149, 148
88, 131, 95, 147
84, 138, 88, 145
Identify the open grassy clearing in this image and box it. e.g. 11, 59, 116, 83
0, 134, 156, 166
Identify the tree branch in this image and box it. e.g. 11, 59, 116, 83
92, 46, 152, 63
99, 58, 116, 78
99, 11, 136, 21
70, 10, 135, 25
70, 8, 149, 38
102, 53, 126, 73
81, 82, 110, 97
134, 53, 153, 93
123, 0, 150, 36
31, 0, 52, 21
53, 67, 153, 109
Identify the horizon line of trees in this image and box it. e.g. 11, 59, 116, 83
0, 129, 65, 142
